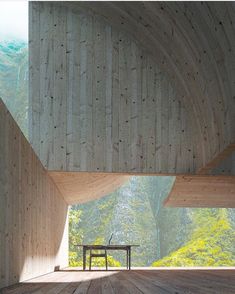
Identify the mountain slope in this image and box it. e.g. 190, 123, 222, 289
0, 40, 28, 137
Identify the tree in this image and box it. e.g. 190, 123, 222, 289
69, 209, 83, 266
152, 209, 235, 267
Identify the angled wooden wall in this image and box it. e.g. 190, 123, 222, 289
29, 2, 199, 174
0, 100, 68, 289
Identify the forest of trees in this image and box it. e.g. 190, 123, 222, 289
1, 40, 234, 268
0, 40, 28, 137
69, 177, 235, 267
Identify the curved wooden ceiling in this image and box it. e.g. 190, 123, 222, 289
49, 172, 130, 204
70, 1, 235, 170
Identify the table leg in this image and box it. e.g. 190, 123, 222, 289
105, 249, 108, 271
126, 249, 129, 269
128, 248, 131, 270
83, 248, 86, 270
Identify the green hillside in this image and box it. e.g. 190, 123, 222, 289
152, 208, 235, 267
69, 177, 235, 267
0, 40, 28, 137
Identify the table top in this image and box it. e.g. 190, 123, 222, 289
76, 244, 139, 249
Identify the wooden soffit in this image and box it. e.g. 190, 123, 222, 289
48, 172, 130, 205
164, 175, 235, 208
197, 143, 235, 175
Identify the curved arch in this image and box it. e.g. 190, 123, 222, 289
29, 2, 235, 173
74, 1, 235, 169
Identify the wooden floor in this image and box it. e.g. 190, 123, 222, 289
1, 268, 235, 294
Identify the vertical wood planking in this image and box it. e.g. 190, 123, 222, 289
111, 29, 120, 171
130, 42, 139, 171
53, 3, 67, 170
0, 100, 68, 289
71, 12, 81, 171
39, 2, 54, 169
155, 66, 162, 172
29, 2, 40, 156
79, 13, 88, 170
105, 25, 113, 172
146, 57, 156, 172
66, 8, 75, 171
11, 112, 20, 283
160, 76, 169, 172
169, 87, 179, 173
93, 17, 106, 171
141, 54, 148, 172
125, 38, 132, 172
0, 103, 6, 286
85, 14, 94, 171
29, 2, 205, 174
118, 32, 130, 172
136, 49, 143, 172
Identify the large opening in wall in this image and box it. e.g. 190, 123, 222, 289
68, 175, 235, 268
0, 1, 28, 138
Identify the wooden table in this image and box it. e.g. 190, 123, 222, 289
77, 245, 139, 270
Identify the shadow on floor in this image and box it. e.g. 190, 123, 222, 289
1, 269, 235, 294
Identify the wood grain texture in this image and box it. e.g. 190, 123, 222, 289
29, 2, 198, 174
0, 100, 68, 289
197, 143, 235, 175
2, 269, 235, 293
74, 1, 235, 171
211, 151, 235, 176
49, 172, 130, 204
164, 175, 235, 207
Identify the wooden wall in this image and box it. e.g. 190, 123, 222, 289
29, 2, 235, 175
211, 151, 235, 176
75, 1, 235, 173
29, 2, 199, 174
0, 99, 68, 289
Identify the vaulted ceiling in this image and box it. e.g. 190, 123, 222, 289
70, 1, 235, 171
29, 2, 235, 174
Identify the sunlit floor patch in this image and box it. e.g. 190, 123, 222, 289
3, 269, 235, 294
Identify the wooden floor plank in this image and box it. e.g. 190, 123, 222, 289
87, 278, 102, 294
101, 277, 115, 294
139, 270, 214, 294
73, 281, 91, 294
1, 269, 235, 294
134, 271, 176, 293
117, 272, 143, 294
1, 283, 46, 294
137, 270, 203, 293
124, 271, 167, 294
58, 282, 80, 294
108, 273, 130, 294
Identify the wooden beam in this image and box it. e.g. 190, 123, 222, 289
49, 172, 130, 204
164, 175, 235, 208
197, 143, 235, 175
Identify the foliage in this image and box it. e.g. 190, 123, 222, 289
152, 209, 235, 267
69, 177, 235, 267
0, 40, 28, 137
69, 209, 83, 252
68, 211, 121, 267
69, 252, 121, 268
